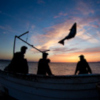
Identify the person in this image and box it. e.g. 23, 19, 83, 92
75, 55, 92, 75
37, 52, 53, 76
4, 46, 28, 74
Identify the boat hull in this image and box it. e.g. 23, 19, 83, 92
0, 70, 100, 100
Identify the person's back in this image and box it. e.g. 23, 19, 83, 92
13, 52, 28, 74
77, 59, 89, 74
37, 58, 50, 75
10, 52, 24, 73
37, 53, 52, 75
75, 55, 92, 75
4, 46, 28, 74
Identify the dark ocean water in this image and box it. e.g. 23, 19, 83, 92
0, 60, 100, 75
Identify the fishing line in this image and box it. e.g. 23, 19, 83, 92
26, 32, 28, 42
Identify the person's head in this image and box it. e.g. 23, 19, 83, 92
21, 46, 28, 54
79, 55, 84, 61
42, 52, 48, 59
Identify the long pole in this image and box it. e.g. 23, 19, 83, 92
13, 36, 17, 55
18, 31, 29, 38
16, 36, 43, 53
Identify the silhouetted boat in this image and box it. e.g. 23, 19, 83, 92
0, 70, 100, 100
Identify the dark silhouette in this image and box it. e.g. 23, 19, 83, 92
4, 46, 28, 74
58, 23, 77, 45
75, 55, 92, 75
37, 53, 52, 75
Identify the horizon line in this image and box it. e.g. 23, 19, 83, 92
0, 59, 100, 63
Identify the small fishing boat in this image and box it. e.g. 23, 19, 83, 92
0, 69, 100, 100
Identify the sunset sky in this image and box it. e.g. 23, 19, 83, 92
0, 0, 100, 62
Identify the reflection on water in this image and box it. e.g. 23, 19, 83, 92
0, 60, 100, 75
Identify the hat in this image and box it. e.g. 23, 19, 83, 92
21, 46, 28, 50
79, 55, 84, 58
43, 52, 48, 56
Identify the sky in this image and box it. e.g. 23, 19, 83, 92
0, 0, 100, 63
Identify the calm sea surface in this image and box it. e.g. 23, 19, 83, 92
0, 60, 100, 75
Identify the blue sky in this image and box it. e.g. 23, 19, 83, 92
0, 0, 100, 62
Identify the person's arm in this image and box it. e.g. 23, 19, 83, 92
37, 59, 41, 74
75, 63, 79, 75
24, 59, 28, 74
46, 59, 52, 75
46, 66, 52, 75
86, 62, 92, 74
75, 68, 77, 75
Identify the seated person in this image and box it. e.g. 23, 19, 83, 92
37, 52, 52, 76
4, 46, 28, 74
75, 55, 92, 75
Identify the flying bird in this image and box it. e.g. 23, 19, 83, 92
58, 23, 77, 45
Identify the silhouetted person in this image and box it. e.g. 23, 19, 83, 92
4, 46, 28, 74
37, 53, 52, 75
75, 55, 92, 75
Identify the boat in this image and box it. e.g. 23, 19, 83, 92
0, 69, 100, 100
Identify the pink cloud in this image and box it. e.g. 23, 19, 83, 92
0, 26, 6, 30
96, 32, 100, 39
0, 25, 18, 34
97, 0, 100, 4
53, 47, 100, 57
37, 0, 45, 4
83, 47, 100, 53
76, 1, 95, 15
51, 47, 78, 55
77, 32, 99, 43
54, 12, 67, 18
91, 24, 99, 28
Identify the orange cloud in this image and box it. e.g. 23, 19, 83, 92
49, 47, 100, 62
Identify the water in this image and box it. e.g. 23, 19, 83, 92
0, 60, 100, 75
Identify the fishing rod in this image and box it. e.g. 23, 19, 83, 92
13, 31, 50, 55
